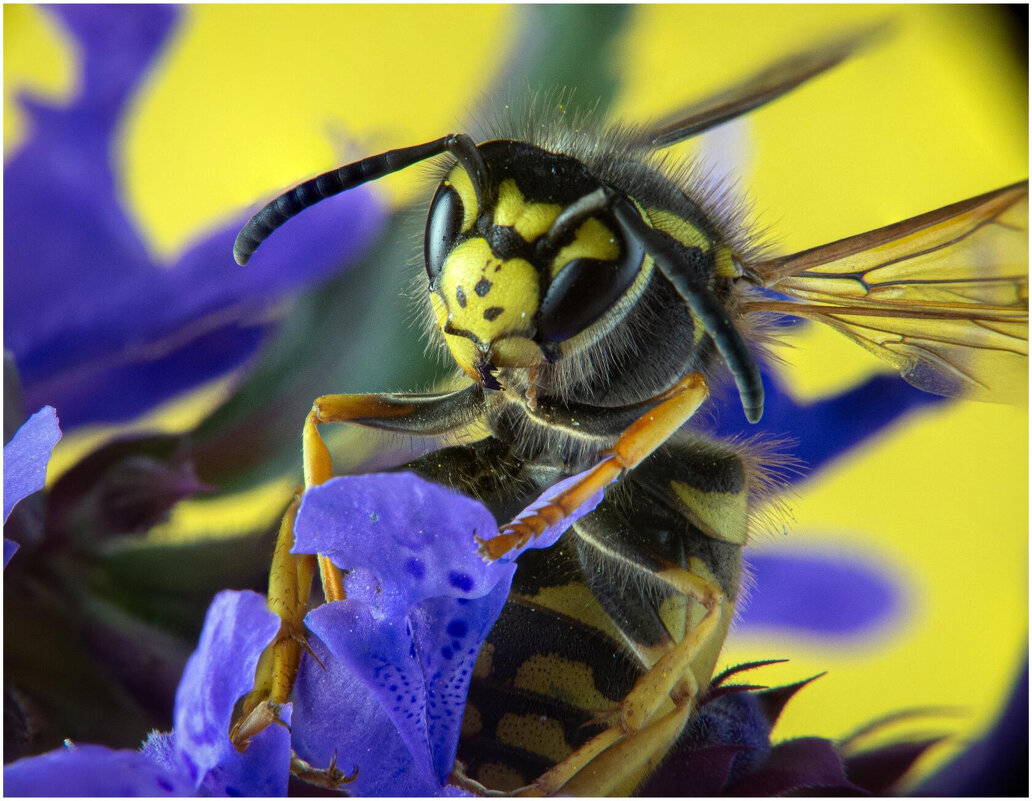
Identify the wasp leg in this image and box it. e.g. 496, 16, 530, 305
289, 751, 359, 790
481, 373, 709, 560
232, 385, 485, 750
232, 496, 314, 749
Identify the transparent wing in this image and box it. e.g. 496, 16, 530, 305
743, 182, 1029, 403
636, 27, 886, 148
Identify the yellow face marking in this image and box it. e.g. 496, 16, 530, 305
551, 217, 621, 279
439, 237, 538, 339
670, 481, 749, 545
446, 164, 478, 232
495, 713, 572, 761
647, 208, 713, 253
493, 178, 562, 242
430, 293, 479, 382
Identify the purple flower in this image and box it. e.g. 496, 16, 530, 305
4, 591, 289, 797
2, 745, 195, 797
4, 5, 385, 429
1, 470, 606, 796
4, 405, 62, 566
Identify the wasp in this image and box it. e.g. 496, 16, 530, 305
229, 29, 1028, 795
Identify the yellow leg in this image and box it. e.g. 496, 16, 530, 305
231, 403, 371, 748
480, 373, 709, 560
557, 703, 696, 796
232, 497, 315, 748
619, 562, 725, 731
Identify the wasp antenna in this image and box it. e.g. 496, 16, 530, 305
233, 134, 478, 266
541, 187, 612, 252
612, 197, 765, 423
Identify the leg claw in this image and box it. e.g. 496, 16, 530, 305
291, 750, 359, 789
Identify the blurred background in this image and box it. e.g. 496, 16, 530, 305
4, 4, 1027, 789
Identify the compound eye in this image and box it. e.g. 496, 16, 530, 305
538, 231, 645, 343
425, 183, 464, 285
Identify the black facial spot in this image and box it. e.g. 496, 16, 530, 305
474, 278, 492, 297
483, 307, 504, 321
456, 285, 467, 308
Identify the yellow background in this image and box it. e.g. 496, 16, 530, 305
5, 4, 1027, 784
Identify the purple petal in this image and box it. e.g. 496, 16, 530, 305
415, 590, 511, 780
754, 675, 823, 729
638, 689, 776, 794
294, 473, 510, 601
846, 737, 945, 795
291, 632, 441, 796
638, 743, 747, 796
3, 743, 193, 797
295, 473, 514, 785
738, 551, 901, 636
173, 590, 290, 796
4, 405, 62, 522
6, 5, 385, 428
5, 6, 180, 365
142, 730, 181, 776
24, 324, 269, 430
442, 786, 476, 797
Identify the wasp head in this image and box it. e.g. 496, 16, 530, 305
425, 140, 646, 389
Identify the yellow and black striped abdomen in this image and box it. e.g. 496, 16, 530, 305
458, 537, 642, 791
